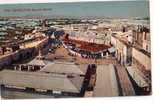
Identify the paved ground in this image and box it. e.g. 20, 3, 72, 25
46, 46, 75, 62
115, 63, 135, 96
93, 64, 119, 97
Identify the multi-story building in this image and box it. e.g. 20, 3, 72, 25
111, 24, 151, 94
133, 25, 150, 53
130, 25, 151, 93
111, 31, 132, 66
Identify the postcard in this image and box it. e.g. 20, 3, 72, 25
0, 0, 151, 99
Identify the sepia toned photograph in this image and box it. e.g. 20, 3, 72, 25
0, 0, 151, 99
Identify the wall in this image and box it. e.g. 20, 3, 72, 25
69, 36, 105, 44
0, 48, 36, 69
0, 38, 48, 69
111, 35, 131, 66
132, 48, 151, 71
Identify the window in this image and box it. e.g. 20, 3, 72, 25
144, 32, 147, 40
146, 45, 148, 51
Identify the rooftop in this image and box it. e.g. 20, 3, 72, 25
111, 33, 131, 46
40, 61, 88, 75
0, 70, 84, 93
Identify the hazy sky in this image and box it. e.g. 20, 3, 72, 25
0, 0, 149, 18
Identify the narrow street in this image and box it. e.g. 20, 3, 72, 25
93, 64, 119, 96
115, 63, 135, 96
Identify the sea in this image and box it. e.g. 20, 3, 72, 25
0, 0, 150, 19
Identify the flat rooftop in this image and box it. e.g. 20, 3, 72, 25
40, 61, 88, 75
0, 70, 84, 93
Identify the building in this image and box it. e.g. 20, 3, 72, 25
111, 32, 132, 66
111, 25, 151, 94
0, 70, 84, 97
133, 25, 150, 53
131, 25, 151, 91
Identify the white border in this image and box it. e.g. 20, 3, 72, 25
0, 0, 150, 4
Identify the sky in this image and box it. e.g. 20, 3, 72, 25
0, 0, 150, 18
